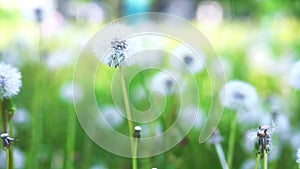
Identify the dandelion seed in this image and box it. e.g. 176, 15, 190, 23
219, 80, 258, 111
0, 62, 22, 99
92, 23, 135, 68
289, 60, 300, 90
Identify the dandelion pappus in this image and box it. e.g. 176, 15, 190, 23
256, 125, 275, 154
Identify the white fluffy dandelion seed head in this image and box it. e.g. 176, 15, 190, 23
219, 80, 258, 111
170, 45, 206, 74
289, 60, 300, 90
92, 23, 135, 67
0, 62, 22, 99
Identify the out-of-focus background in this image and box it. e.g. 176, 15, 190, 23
0, 0, 300, 169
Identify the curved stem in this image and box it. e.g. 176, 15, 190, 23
227, 112, 237, 169
254, 153, 261, 169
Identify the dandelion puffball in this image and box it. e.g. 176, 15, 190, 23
0, 62, 22, 99
170, 45, 206, 74
289, 60, 300, 90
92, 23, 135, 68
219, 80, 258, 111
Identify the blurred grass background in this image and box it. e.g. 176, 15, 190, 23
1, 0, 300, 169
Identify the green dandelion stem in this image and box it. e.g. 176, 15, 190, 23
8, 118, 14, 169
132, 139, 138, 169
254, 153, 261, 169
0, 99, 7, 132
65, 105, 76, 169
119, 68, 136, 169
263, 150, 268, 169
119, 68, 133, 137
227, 112, 237, 169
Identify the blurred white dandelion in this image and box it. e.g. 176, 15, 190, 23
290, 131, 300, 150
0, 148, 25, 169
289, 60, 300, 90
45, 49, 75, 71
242, 129, 257, 153
60, 82, 83, 103
139, 122, 162, 137
237, 107, 263, 126
16, 0, 55, 22
219, 81, 258, 111
296, 148, 300, 165
178, 106, 205, 130
240, 159, 256, 169
13, 108, 29, 124
196, 1, 223, 27
149, 71, 180, 95
0, 62, 22, 99
170, 45, 206, 74
98, 106, 124, 128
92, 23, 136, 68
164, 0, 196, 19
76, 1, 104, 25
90, 164, 107, 169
